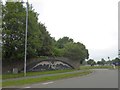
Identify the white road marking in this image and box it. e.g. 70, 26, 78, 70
15, 87, 31, 90
24, 86, 31, 88
93, 69, 109, 70
42, 81, 54, 85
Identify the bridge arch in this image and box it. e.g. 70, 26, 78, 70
25, 57, 80, 72
27, 59, 74, 72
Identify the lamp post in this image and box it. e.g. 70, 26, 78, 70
118, 49, 120, 59
24, 0, 28, 77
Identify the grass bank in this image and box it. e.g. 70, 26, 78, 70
2, 70, 92, 87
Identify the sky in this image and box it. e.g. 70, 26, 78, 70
3, 0, 119, 61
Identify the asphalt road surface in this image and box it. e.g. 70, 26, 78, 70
16, 69, 118, 88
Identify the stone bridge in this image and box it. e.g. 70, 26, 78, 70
26, 57, 80, 72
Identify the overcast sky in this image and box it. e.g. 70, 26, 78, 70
4, 0, 119, 61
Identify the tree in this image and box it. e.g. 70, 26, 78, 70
76, 42, 89, 61
101, 58, 106, 65
2, 2, 89, 66
2, 2, 26, 62
97, 58, 106, 66
27, 4, 42, 58
106, 60, 112, 65
112, 57, 120, 66
56, 37, 73, 49
63, 42, 89, 64
2, 2, 50, 63
97, 61, 101, 65
35, 23, 56, 57
82, 60, 87, 65
87, 59, 96, 66
52, 47, 64, 57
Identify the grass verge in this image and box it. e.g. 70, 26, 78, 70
80, 65, 114, 70
3, 65, 119, 80
3, 69, 74, 80
2, 70, 92, 87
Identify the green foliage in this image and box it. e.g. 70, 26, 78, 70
36, 23, 54, 56
106, 60, 112, 65
63, 42, 89, 63
97, 58, 106, 65
56, 36, 73, 49
2, 2, 53, 63
52, 47, 64, 57
63, 42, 81, 60
112, 57, 120, 63
54, 37, 89, 63
27, 5, 42, 58
87, 59, 96, 66
2, 2, 26, 62
2, 2, 89, 65
105, 57, 120, 66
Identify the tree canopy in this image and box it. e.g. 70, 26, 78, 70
87, 59, 96, 66
63, 42, 89, 64
2, 2, 89, 65
97, 58, 106, 66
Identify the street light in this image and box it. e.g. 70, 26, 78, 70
24, 0, 28, 77
118, 50, 120, 59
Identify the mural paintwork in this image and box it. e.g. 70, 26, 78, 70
27, 60, 73, 72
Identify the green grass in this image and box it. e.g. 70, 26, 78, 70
0, 75, 2, 79
80, 65, 113, 70
2, 70, 92, 87
3, 65, 116, 87
116, 66, 120, 69
3, 65, 119, 80
2, 69, 74, 80
3, 73, 24, 80
0, 75, 1, 88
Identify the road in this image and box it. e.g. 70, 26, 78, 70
13, 69, 118, 88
